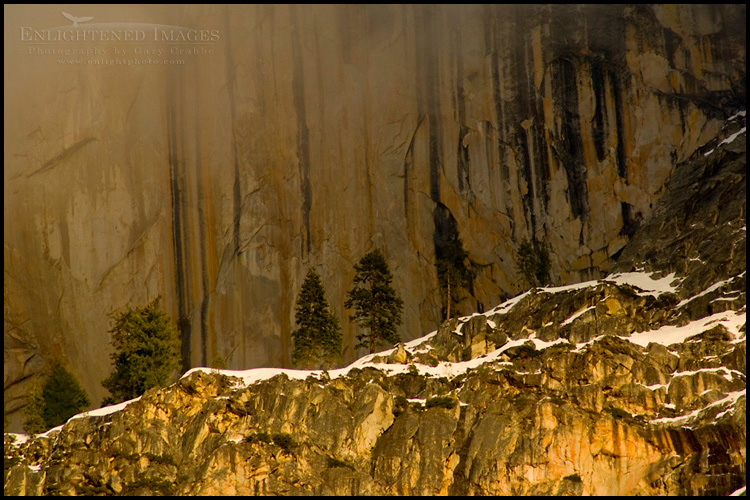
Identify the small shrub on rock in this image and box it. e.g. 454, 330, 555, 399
272, 433, 296, 453
425, 396, 457, 409
326, 456, 354, 470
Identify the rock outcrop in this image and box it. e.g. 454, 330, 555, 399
3, 5, 746, 431
4, 109, 745, 495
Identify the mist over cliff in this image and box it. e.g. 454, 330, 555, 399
3, 4, 746, 426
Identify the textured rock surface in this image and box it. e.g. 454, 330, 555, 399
3, 5, 746, 426
3, 114, 745, 494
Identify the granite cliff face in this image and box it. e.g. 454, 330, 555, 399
3, 112, 746, 495
3, 5, 746, 424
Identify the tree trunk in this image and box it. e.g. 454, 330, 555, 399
446, 276, 451, 320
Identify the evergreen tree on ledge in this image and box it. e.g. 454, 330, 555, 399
292, 268, 342, 368
345, 249, 404, 354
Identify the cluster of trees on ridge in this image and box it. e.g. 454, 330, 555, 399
21, 298, 180, 434
292, 249, 404, 369
18, 240, 551, 434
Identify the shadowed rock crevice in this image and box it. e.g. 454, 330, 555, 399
551, 58, 589, 221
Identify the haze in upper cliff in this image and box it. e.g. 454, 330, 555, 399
3, 4, 746, 429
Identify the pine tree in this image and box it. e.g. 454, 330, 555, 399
23, 360, 90, 434
436, 235, 473, 320
101, 296, 181, 405
345, 249, 404, 354
210, 354, 227, 370
292, 268, 343, 368
42, 361, 90, 429
22, 380, 46, 435
516, 238, 551, 288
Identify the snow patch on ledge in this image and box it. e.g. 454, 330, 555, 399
5, 433, 30, 447
68, 396, 142, 422
704, 125, 746, 157
720, 127, 746, 147
728, 110, 746, 121
677, 275, 741, 308
7, 396, 147, 440
562, 306, 596, 326
649, 389, 745, 427
540, 271, 679, 297
181, 332, 571, 389
628, 311, 746, 348
488, 271, 680, 318
34, 424, 64, 439
603, 272, 679, 296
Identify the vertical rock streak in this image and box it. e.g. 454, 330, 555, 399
504, 6, 538, 240
610, 68, 638, 238
413, 5, 474, 307
452, 10, 471, 196
223, 7, 242, 255
166, 68, 192, 372
291, 6, 312, 257
590, 61, 608, 163
194, 95, 211, 368
484, 6, 511, 188
552, 58, 589, 222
